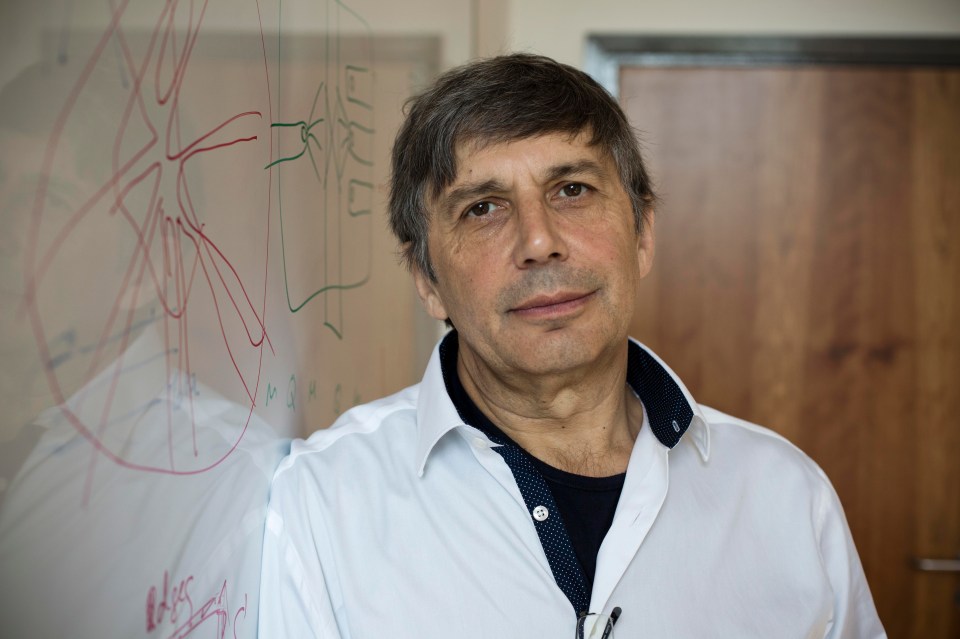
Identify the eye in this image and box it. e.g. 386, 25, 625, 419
558, 183, 589, 198
465, 200, 501, 218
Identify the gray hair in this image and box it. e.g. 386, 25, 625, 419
388, 53, 657, 280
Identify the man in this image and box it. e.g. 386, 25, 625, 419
259, 53, 884, 638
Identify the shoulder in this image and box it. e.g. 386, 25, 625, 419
273, 383, 421, 484
680, 405, 848, 543
700, 404, 820, 465
696, 404, 833, 490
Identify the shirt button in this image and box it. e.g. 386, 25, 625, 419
472, 437, 487, 449
532, 505, 549, 521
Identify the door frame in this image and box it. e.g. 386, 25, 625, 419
585, 34, 960, 97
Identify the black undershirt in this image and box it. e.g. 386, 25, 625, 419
529, 458, 624, 589
439, 334, 626, 589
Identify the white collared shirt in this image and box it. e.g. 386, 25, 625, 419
259, 338, 885, 638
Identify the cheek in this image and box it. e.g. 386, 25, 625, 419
436, 238, 502, 291
446, 269, 495, 315
579, 226, 638, 269
582, 234, 645, 308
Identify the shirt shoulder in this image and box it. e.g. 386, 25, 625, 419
688, 405, 846, 548
273, 383, 421, 481
696, 403, 833, 488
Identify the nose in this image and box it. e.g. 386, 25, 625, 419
511, 197, 568, 267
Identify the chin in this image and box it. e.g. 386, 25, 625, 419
506, 330, 607, 374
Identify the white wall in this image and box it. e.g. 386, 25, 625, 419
479, 0, 960, 65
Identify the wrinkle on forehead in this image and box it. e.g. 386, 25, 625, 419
431, 128, 601, 197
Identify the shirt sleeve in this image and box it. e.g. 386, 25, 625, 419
258, 462, 344, 638
816, 473, 887, 638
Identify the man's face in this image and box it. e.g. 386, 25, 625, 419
414, 130, 654, 379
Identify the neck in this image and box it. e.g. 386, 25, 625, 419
457, 340, 642, 476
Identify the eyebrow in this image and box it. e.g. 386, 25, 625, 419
438, 159, 610, 219
440, 178, 507, 219
543, 159, 608, 185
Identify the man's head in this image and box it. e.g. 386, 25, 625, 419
389, 53, 656, 282
388, 54, 659, 380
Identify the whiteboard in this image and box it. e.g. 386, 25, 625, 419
0, 1, 442, 636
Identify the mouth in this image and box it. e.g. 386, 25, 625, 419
508, 290, 596, 319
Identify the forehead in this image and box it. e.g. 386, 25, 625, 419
452, 130, 605, 174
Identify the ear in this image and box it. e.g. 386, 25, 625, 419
411, 261, 450, 323
636, 212, 655, 278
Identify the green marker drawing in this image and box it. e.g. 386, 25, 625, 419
267, 0, 375, 338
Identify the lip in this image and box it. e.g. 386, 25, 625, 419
509, 290, 596, 319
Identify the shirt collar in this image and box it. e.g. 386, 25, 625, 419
415, 332, 710, 476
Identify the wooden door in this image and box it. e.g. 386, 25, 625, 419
621, 65, 960, 637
